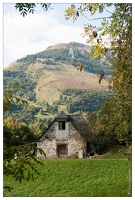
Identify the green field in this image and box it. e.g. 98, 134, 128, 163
58, 104, 67, 112
34, 112, 53, 119
4, 158, 132, 197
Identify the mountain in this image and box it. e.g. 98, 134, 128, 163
4, 42, 113, 125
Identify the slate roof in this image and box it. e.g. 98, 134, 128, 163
56, 111, 68, 119
67, 114, 88, 138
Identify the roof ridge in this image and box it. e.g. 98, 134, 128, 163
56, 111, 68, 119
67, 115, 82, 116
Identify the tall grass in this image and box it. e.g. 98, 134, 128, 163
4, 159, 132, 197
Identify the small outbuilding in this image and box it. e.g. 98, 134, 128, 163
37, 111, 89, 159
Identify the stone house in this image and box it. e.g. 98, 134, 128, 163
37, 111, 89, 159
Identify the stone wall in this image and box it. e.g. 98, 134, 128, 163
68, 123, 87, 158
37, 122, 56, 159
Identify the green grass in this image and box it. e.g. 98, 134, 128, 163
4, 159, 132, 197
34, 112, 53, 119
58, 105, 67, 112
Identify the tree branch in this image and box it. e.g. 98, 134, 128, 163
85, 15, 112, 21
103, 6, 113, 14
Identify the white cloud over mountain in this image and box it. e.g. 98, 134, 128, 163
4, 10, 87, 67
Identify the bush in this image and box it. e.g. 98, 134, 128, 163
120, 145, 132, 160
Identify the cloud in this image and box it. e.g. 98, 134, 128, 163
4, 10, 87, 67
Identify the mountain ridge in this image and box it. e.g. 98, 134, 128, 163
4, 42, 112, 124
4, 41, 110, 104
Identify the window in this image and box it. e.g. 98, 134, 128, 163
58, 121, 65, 130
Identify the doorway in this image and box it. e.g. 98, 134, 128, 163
57, 144, 67, 158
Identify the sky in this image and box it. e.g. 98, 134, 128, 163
3, 2, 114, 67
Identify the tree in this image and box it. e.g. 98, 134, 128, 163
94, 101, 118, 143
3, 83, 29, 112
3, 117, 36, 146
3, 89, 45, 189
65, 3, 132, 157
15, 3, 51, 17
29, 120, 47, 140
86, 111, 116, 155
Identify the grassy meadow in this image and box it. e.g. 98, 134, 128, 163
4, 157, 132, 197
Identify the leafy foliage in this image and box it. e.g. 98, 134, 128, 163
65, 3, 132, 155
3, 81, 46, 187
86, 111, 116, 155
62, 88, 113, 113
3, 116, 46, 186
15, 3, 51, 17
4, 144, 46, 184
3, 83, 29, 112
3, 117, 36, 146
3, 70, 37, 102
4, 89, 113, 125
29, 120, 47, 139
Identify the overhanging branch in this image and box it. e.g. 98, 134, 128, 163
85, 15, 112, 21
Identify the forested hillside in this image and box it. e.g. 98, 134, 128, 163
4, 42, 112, 126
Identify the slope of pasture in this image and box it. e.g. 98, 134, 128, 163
4, 159, 132, 197
34, 63, 108, 104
